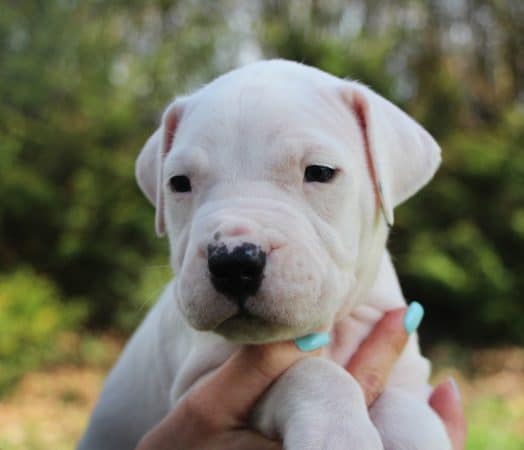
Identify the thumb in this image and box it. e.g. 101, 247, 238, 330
429, 379, 467, 450
182, 340, 319, 428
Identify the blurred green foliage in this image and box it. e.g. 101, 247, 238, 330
0, 268, 83, 394
0, 0, 522, 345
466, 396, 524, 450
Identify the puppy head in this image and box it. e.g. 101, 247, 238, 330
136, 60, 440, 343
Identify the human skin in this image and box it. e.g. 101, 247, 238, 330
136, 308, 466, 450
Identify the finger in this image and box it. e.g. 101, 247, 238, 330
345, 307, 409, 406
138, 428, 281, 450
429, 379, 467, 450
182, 341, 320, 428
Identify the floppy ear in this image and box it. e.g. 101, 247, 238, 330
135, 100, 184, 236
341, 82, 441, 226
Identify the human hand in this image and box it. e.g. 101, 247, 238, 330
137, 307, 467, 450
136, 341, 316, 450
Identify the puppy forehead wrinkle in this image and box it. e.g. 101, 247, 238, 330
163, 146, 210, 178
294, 130, 349, 157
195, 192, 305, 219
182, 112, 348, 173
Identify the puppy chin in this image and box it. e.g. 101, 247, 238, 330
182, 303, 316, 343
181, 297, 327, 343
214, 314, 323, 344
209, 304, 332, 344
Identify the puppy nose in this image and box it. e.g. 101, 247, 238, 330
208, 242, 266, 301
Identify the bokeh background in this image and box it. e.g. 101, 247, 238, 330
1, 1, 523, 448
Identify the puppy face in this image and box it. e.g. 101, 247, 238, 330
136, 60, 440, 343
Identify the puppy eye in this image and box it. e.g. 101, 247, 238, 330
304, 165, 336, 183
169, 175, 191, 193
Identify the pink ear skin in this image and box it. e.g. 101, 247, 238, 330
155, 103, 183, 236
341, 83, 441, 227
135, 100, 185, 237
351, 90, 393, 227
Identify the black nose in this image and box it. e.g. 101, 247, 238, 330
208, 242, 266, 301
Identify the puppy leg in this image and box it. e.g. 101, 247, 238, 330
370, 388, 452, 450
253, 357, 384, 450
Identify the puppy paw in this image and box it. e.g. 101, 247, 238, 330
284, 414, 384, 450
254, 357, 384, 450
370, 388, 452, 450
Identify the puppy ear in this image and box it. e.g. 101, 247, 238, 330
136, 100, 184, 236
342, 83, 441, 226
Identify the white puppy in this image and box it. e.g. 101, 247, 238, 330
78, 60, 451, 450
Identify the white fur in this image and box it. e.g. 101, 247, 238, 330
78, 60, 450, 450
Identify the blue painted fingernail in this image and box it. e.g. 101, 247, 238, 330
295, 332, 331, 352
404, 301, 424, 335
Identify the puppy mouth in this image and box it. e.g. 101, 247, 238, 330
213, 310, 291, 343
212, 297, 312, 344
214, 308, 268, 333
217, 303, 266, 327
232, 300, 252, 317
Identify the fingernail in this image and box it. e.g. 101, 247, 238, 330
448, 376, 462, 402
403, 301, 424, 335
295, 332, 330, 352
